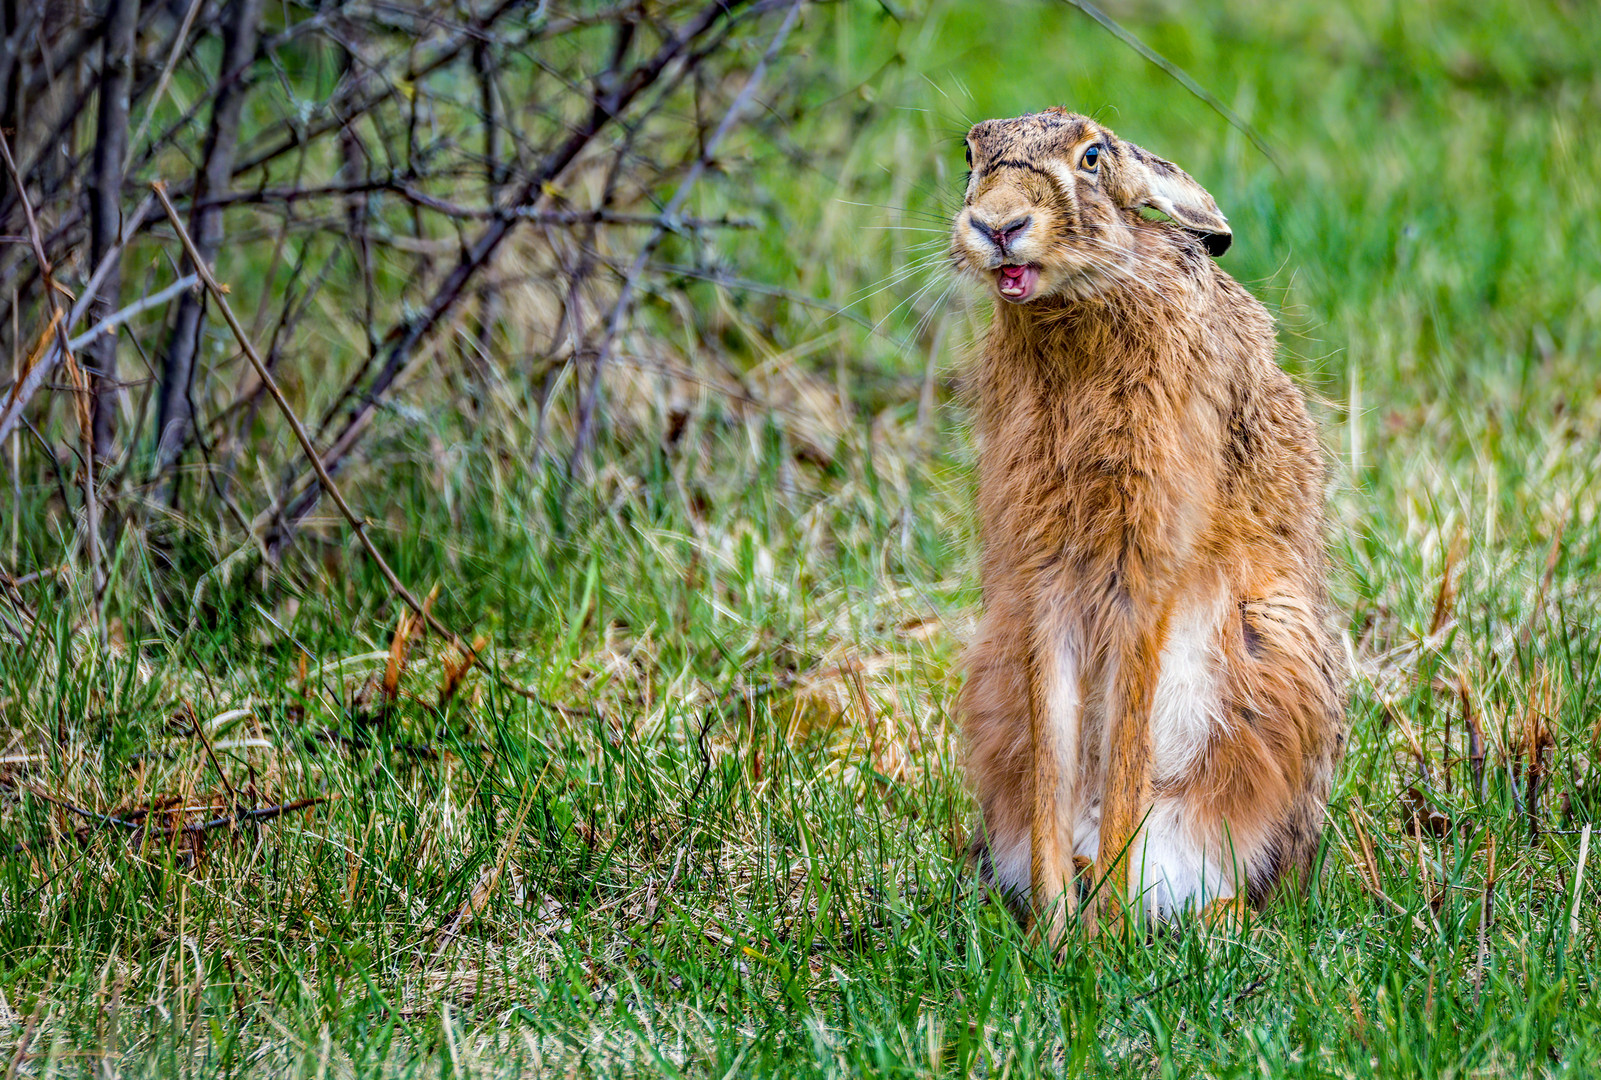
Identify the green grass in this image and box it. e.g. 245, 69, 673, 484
6, 0, 1601, 1075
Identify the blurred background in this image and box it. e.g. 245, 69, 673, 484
2, 0, 1600, 1073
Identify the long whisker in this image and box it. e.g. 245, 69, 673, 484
835, 199, 953, 227
844, 250, 955, 307
845, 264, 949, 313
921, 75, 977, 130
870, 268, 954, 340
1069, 235, 1183, 309
856, 245, 952, 282
906, 279, 960, 354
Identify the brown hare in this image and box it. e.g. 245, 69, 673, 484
950, 109, 1345, 939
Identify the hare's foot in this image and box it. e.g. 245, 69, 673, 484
1030, 838, 1078, 949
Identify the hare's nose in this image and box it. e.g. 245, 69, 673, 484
971, 215, 1032, 252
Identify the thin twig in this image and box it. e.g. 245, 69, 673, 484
193, 179, 757, 230
0, 197, 154, 444
62, 276, 200, 354
125, 0, 205, 165
8, 781, 325, 852
270, 0, 755, 539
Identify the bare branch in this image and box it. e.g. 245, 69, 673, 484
151, 181, 483, 663
0, 127, 101, 604
271, 0, 758, 540
0, 197, 156, 444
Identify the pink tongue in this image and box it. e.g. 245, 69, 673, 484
998, 264, 1037, 297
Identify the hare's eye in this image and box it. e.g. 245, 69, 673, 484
1081, 145, 1101, 171
964, 144, 973, 168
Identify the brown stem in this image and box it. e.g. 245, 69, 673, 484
0, 197, 155, 445
1462, 675, 1486, 801
470, 35, 505, 373
0, 128, 100, 609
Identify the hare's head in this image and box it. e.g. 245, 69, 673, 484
950, 109, 1230, 304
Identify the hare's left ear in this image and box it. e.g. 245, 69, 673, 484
1109, 140, 1232, 256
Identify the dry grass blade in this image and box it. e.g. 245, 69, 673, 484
385, 584, 440, 704
1342, 805, 1432, 933
439, 635, 490, 709
384, 611, 420, 705
1519, 664, 1558, 838
1428, 525, 1465, 638
2, 308, 62, 421
435, 775, 544, 950
1516, 508, 1568, 653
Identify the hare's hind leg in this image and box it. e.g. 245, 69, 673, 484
1228, 592, 1345, 898
1123, 593, 1249, 920
1143, 589, 1341, 910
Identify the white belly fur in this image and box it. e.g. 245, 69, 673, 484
1149, 593, 1229, 784
1132, 591, 1238, 914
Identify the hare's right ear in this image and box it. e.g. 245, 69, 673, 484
1109, 140, 1232, 256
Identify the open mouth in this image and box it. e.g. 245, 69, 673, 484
995, 264, 1039, 302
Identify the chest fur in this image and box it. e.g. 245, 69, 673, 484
976, 359, 1226, 578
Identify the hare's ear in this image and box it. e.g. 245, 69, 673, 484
1111, 140, 1232, 256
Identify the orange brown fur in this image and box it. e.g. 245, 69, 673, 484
952, 109, 1345, 938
